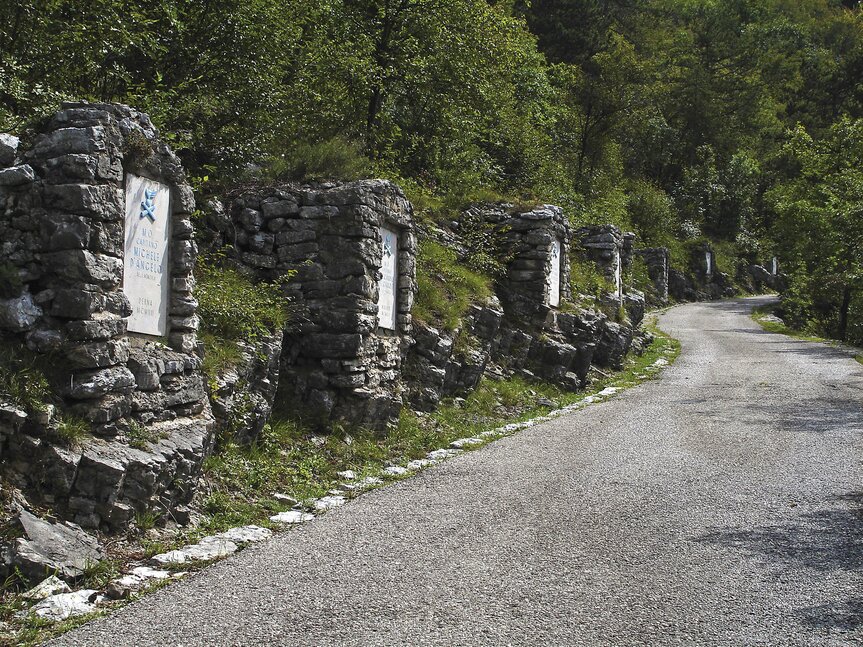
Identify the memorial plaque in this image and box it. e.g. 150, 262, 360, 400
772, 257, 778, 275
705, 251, 713, 276
614, 250, 622, 298
547, 239, 562, 307
377, 226, 398, 330
123, 174, 171, 336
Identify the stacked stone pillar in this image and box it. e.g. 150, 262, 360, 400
223, 180, 417, 431
485, 204, 572, 325
635, 247, 670, 304
0, 102, 212, 529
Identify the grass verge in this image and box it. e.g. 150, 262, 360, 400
751, 303, 828, 342
752, 303, 863, 366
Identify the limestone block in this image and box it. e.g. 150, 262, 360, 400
2, 509, 105, 583
67, 366, 136, 399
0, 164, 35, 186
0, 292, 41, 331
43, 184, 123, 220
104, 290, 132, 317
0, 132, 19, 166
65, 338, 130, 369
238, 208, 263, 231
261, 198, 299, 218
28, 126, 107, 158
64, 318, 127, 341
172, 184, 195, 214
43, 250, 123, 288
43, 153, 122, 184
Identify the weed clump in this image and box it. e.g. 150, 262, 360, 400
0, 340, 52, 413
414, 240, 493, 331
195, 255, 292, 378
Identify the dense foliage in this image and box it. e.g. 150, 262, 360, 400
195, 256, 291, 376
2, 0, 861, 341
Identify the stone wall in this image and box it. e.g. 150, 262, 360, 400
405, 205, 651, 408
405, 299, 504, 412
744, 264, 786, 293
0, 102, 213, 530
635, 247, 670, 305
218, 181, 417, 431
473, 204, 572, 325
209, 332, 283, 444
668, 243, 736, 302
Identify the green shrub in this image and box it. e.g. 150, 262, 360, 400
56, 416, 89, 446
457, 212, 512, 279
196, 256, 292, 378
200, 333, 244, 384
628, 255, 654, 296
414, 240, 493, 331
265, 137, 371, 182
0, 340, 52, 413
570, 256, 613, 302
196, 257, 290, 343
127, 419, 164, 450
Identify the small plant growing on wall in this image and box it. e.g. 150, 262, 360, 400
570, 256, 614, 303
0, 262, 22, 299
195, 253, 293, 378
0, 339, 52, 413
457, 212, 513, 279
123, 129, 155, 166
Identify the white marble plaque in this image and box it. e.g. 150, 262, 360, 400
547, 239, 562, 307
772, 257, 778, 275
123, 174, 171, 336
377, 227, 398, 330
705, 251, 713, 276
614, 250, 622, 298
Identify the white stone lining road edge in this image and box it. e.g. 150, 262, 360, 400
22, 349, 677, 624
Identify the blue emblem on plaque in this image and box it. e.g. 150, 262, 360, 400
140, 189, 157, 222
383, 232, 395, 258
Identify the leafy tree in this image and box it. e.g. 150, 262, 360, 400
769, 119, 863, 341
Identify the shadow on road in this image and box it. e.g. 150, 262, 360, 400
780, 400, 863, 434
693, 492, 863, 631
797, 598, 863, 632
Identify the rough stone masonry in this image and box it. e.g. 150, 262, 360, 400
214, 180, 418, 431
0, 102, 213, 531
404, 205, 650, 411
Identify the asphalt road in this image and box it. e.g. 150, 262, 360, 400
53, 297, 863, 646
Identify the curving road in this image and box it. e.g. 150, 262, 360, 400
53, 297, 863, 646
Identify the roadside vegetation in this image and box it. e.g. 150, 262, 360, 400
194, 255, 293, 381
414, 240, 494, 331
752, 303, 863, 364
0, 321, 680, 646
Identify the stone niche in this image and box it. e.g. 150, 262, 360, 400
222, 180, 417, 431
0, 102, 213, 530
481, 204, 572, 325
575, 225, 625, 303
635, 247, 670, 304
695, 243, 715, 279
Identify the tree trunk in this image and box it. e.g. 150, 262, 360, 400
838, 285, 852, 341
